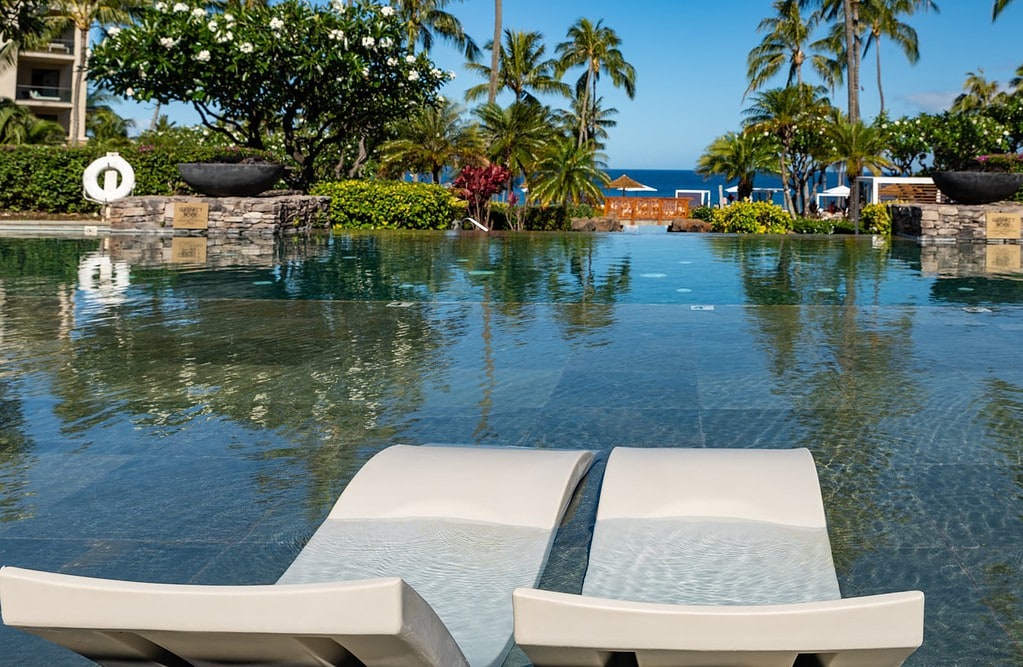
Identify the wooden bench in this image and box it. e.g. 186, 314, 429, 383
878, 183, 942, 204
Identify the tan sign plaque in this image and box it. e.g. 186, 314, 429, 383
171, 236, 207, 263
986, 244, 1022, 273
173, 202, 210, 230
986, 212, 1022, 240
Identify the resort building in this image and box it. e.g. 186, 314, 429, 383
0, 25, 87, 144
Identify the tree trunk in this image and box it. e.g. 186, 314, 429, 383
842, 0, 860, 123
875, 40, 885, 113
488, 0, 501, 104
69, 26, 88, 146
578, 68, 593, 148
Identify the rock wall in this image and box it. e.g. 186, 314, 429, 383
105, 194, 330, 236
891, 203, 1023, 243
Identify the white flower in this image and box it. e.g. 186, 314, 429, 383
430, 68, 442, 78
437, 95, 445, 103
216, 30, 232, 43
125, 87, 134, 98
154, 1, 167, 11
379, 36, 393, 48
386, 57, 397, 66
362, 36, 375, 47
447, 70, 455, 79
405, 55, 416, 64
191, 7, 205, 18
362, 67, 369, 77
107, 26, 121, 36
172, 2, 188, 11
380, 5, 394, 16
239, 42, 253, 53
207, 19, 218, 31
330, 0, 346, 12
269, 17, 284, 30
329, 29, 345, 40
195, 49, 211, 62
407, 70, 419, 81
159, 36, 178, 48
223, 13, 234, 22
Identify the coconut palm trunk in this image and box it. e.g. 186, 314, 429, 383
69, 25, 88, 145
488, 0, 501, 103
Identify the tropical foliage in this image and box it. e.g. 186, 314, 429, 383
89, 0, 451, 188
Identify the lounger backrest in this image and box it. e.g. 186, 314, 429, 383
0, 568, 468, 666
328, 445, 594, 529
595, 447, 827, 528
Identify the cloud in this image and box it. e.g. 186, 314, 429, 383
900, 91, 957, 113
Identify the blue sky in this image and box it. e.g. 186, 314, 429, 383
129, 0, 1023, 170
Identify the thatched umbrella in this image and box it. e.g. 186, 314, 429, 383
607, 174, 655, 196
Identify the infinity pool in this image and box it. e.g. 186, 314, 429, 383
0, 231, 1021, 665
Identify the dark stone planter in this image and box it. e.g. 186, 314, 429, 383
177, 162, 284, 197
932, 171, 1023, 205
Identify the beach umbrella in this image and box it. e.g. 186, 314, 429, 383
607, 174, 655, 196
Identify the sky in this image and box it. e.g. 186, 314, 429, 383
117, 0, 1023, 170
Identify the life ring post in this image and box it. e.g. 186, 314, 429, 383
83, 152, 136, 205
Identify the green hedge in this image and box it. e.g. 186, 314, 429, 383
0, 145, 273, 214
310, 180, 458, 230
489, 203, 571, 231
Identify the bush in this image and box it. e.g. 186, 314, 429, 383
791, 217, 835, 234
0, 144, 274, 214
859, 203, 892, 235
310, 180, 458, 230
691, 205, 715, 222
711, 201, 792, 234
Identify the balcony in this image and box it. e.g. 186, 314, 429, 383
16, 85, 72, 104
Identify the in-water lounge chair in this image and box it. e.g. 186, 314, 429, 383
0, 444, 594, 667
514, 447, 925, 667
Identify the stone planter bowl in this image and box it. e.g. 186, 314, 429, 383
177, 162, 284, 197
932, 171, 1023, 205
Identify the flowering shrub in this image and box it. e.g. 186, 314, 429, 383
712, 201, 791, 234
974, 153, 1023, 173
89, 0, 451, 189
452, 164, 510, 226
859, 203, 892, 235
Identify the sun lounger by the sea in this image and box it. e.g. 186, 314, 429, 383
0, 444, 594, 667
513, 447, 925, 667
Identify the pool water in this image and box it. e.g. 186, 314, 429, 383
0, 231, 1022, 665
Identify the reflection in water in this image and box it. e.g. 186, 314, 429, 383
0, 233, 1022, 665
722, 236, 923, 573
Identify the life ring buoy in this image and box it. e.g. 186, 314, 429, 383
83, 152, 136, 204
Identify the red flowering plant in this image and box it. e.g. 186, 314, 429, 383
452, 164, 510, 227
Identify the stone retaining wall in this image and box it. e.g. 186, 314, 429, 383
891, 202, 1023, 243
105, 194, 330, 236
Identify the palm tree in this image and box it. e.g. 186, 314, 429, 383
826, 114, 893, 232
475, 100, 554, 198
696, 131, 778, 201
555, 18, 635, 147
743, 83, 830, 214
951, 69, 1005, 113
860, 0, 938, 113
489, 0, 501, 103
48, 0, 144, 145
528, 137, 608, 207
378, 101, 483, 183
87, 87, 135, 144
745, 0, 819, 95
0, 99, 66, 144
465, 30, 570, 104
391, 0, 479, 59
555, 94, 617, 150
802, 0, 862, 121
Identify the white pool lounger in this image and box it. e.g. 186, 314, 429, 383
513, 447, 925, 667
0, 444, 594, 667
